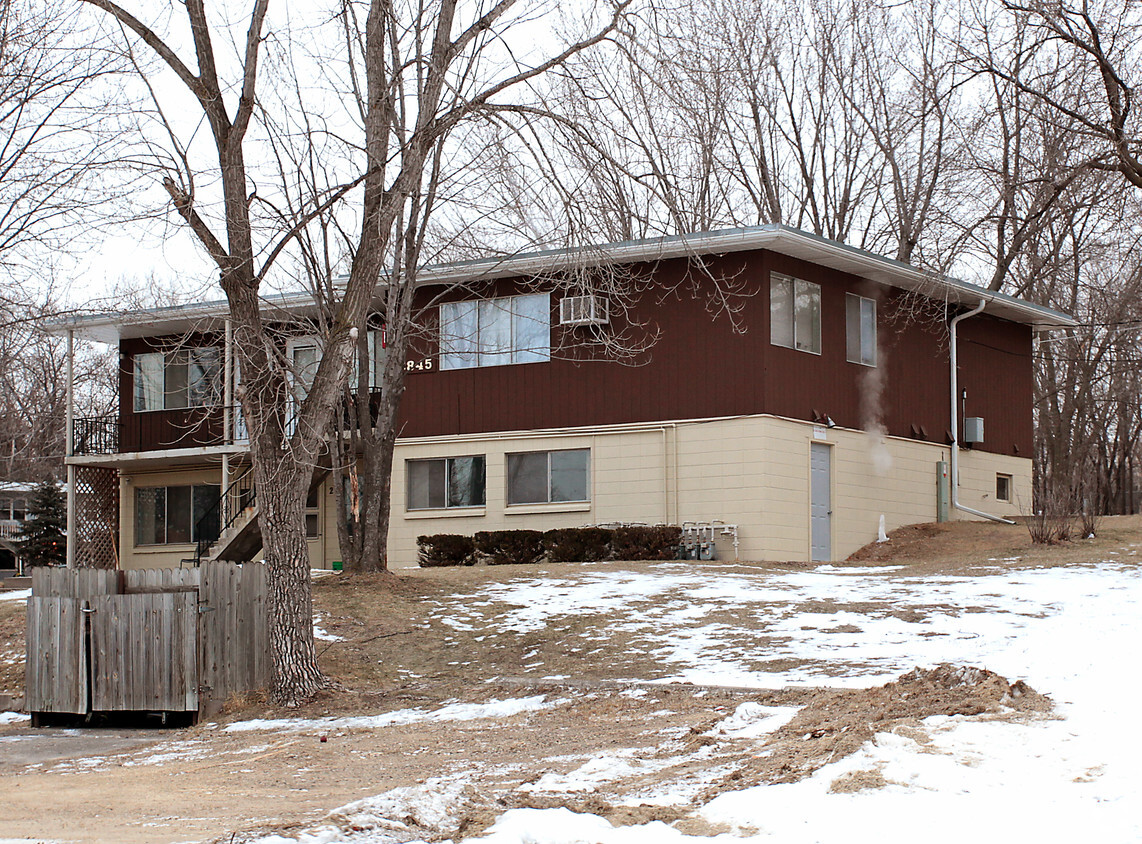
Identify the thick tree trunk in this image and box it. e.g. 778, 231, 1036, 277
256, 455, 326, 705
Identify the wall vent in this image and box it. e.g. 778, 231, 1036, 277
559, 295, 609, 326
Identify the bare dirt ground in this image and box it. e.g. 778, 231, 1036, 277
1, 515, 1138, 843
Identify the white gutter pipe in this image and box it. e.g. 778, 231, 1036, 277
950, 300, 1015, 524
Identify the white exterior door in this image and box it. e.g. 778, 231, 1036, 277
810, 443, 832, 562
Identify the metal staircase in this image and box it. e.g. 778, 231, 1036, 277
195, 465, 258, 564
192, 461, 330, 565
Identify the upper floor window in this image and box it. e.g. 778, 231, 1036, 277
507, 448, 589, 505
287, 337, 320, 400
770, 274, 821, 354
351, 328, 387, 391
134, 347, 221, 412
846, 293, 877, 366
439, 293, 550, 370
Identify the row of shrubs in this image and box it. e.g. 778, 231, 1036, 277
417, 525, 683, 567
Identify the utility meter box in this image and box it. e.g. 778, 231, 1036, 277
964, 417, 985, 444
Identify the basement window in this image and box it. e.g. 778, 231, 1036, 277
996, 474, 1013, 503
846, 293, 877, 366
407, 456, 487, 510
770, 274, 821, 354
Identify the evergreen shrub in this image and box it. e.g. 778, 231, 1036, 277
542, 527, 613, 563
474, 530, 545, 565
416, 534, 476, 567
610, 525, 683, 561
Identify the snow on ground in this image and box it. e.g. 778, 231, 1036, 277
0, 589, 29, 602
313, 614, 344, 642
225, 695, 563, 734
253, 558, 1142, 843
0, 712, 27, 725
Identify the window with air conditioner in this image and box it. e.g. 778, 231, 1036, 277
560, 295, 608, 326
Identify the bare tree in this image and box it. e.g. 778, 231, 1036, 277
0, 0, 133, 311
997, 0, 1142, 190
83, 0, 630, 702
0, 301, 115, 481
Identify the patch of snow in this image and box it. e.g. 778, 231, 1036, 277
711, 702, 800, 738
225, 696, 563, 733
520, 754, 647, 794
0, 589, 30, 602
313, 615, 344, 642
0, 711, 28, 725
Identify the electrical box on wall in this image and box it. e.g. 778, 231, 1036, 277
964, 417, 984, 444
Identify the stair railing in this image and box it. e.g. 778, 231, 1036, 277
194, 464, 257, 565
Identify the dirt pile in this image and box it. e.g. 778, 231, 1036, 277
715, 663, 1051, 792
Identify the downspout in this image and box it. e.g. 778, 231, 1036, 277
65, 329, 76, 568
950, 300, 1015, 524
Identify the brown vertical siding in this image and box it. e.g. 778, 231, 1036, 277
119, 334, 227, 452
397, 250, 1033, 457
116, 250, 1034, 458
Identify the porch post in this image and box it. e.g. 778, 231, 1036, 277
222, 318, 233, 524
65, 328, 76, 569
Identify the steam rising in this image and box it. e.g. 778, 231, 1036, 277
861, 336, 892, 475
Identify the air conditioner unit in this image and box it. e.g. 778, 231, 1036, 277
559, 295, 609, 326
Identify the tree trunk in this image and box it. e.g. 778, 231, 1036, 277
256, 453, 325, 705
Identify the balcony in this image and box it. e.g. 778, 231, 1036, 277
72, 406, 247, 456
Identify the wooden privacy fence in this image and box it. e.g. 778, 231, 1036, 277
25, 562, 268, 722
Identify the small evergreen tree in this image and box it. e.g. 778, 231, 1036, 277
18, 480, 66, 567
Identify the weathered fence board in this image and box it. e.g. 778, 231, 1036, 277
27, 562, 268, 721
32, 567, 118, 599
25, 597, 87, 714
90, 592, 198, 712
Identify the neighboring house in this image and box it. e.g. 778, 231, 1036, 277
50, 225, 1073, 569
0, 481, 34, 571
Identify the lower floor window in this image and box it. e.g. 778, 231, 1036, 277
507, 448, 589, 505
135, 484, 220, 545
306, 486, 321, 537
996, 473, 1013, 502
407, 455, 486, 510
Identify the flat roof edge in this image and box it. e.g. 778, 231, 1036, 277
48, 225, 1076, 340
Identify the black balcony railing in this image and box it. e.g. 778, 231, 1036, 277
194, 463, 256, 564
72, 406, 249, 456
72, 415, 120, 456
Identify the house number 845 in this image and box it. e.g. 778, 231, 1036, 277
406, 358, 434, 371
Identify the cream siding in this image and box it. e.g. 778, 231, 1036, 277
110, 414, 1031, 570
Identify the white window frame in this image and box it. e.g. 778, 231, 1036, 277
770, 274, 821, 355
439, 293, 550, 370
349, 328, 387, 392
845, 293, 877, 367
